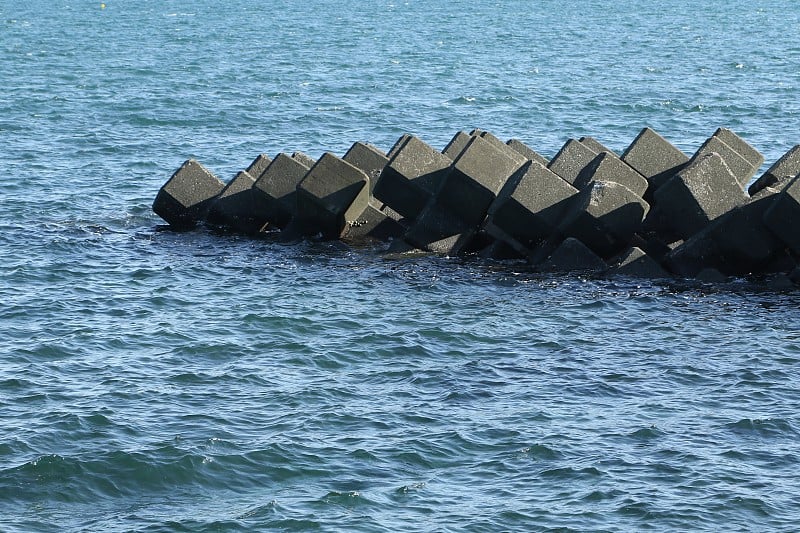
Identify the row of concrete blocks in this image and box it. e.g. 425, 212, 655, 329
152, 127, 800, 283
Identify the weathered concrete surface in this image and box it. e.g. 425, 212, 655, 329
252, 153, 311, 229
295, 152, 370, 239
402, 204, 477, 255
206, 170, 262, 234
537, 237, 606, 273
442, 131, 474, 160
342, 202, 406, 243
712, 127, 764, 172
153, 159, 226, 228
343, 142, 388, 194
245, 154, 272, 181
749, 145, 800, 196
387, 133, 413, 159
691, 135, 758, 189
291, 152, 316, 169
484, 161, 577, 251
621, 127, 689, 195
558, 180, 650, 258
607, 247, 669, 278
373, 135, 453, 221
579, 136, 615, 156
651, 152, 747, 240
547, 138, 599, 186
506, 138, 550, 166
763, 175, 800, 254
574, 152, 648, 196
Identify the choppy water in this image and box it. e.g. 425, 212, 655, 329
2, 1, 800, 531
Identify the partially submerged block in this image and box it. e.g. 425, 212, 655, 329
574, 152, 648, 196
558, 180, 650, 258
206, 170, 262, 234
402, 204, 477, 256
252, 153, 311, 228
691, 135, 757, 189
295, 152, 370, 239
608, 247, 669, 279
153, 159, 226, 228
342, 203, 406, 243
652, 152, 747, 240
749, 145, 800, 196
343, 142, 388, 193
506, 139, 549, 166
763, 175, 800, 254
537, 237, 606, 273
547, 138, 599, 186
621, 127, 689, 194
373, 135, 452, 220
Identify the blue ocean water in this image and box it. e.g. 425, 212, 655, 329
2, 1, 800, 531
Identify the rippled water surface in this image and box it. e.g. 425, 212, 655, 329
2, 1, 800, 531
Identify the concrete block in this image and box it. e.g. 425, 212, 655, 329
206, 170, 263, 234
343, 142, 388, 194
712, 128, 763, 171
607, 247, 669, 279
763, 175, 800, 254
442, 131, 474, 160
484, 161, 577, 249
402, 204, 477, 256
574, 152, 648, 196
245, 154, 272, 181
749, 145, 800, 196
621, 127, 689, 194
373, 135, 453, 220
696, 268, 728, 283
292, 152, 316, 168
506, 139, 549, 166
387, 133, 413, 159
691, 135, 757, 189
437, 135, 528, 226
342, 203, 406, 243
478, 239, 526, 260
152, 159, 226, 229
558, 180, 650, 258
579, 136, 615, 156
252, 153, 311, 228
547, 138, 599, 186
652, 152, 747, 239
538, 237, 607, 273
295, 152, 370, 239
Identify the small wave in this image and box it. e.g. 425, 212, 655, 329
725, 418, 796, 438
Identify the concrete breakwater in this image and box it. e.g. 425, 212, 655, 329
153, 127, 800, 285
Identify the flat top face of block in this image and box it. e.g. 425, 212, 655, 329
292, 152, 316, 168
163, 159, 225, 206
621, 127, 689, 179
712, 128, 764, 168
246, 154, 272, 180
579, 136, 615, 156
254, 153, 309, 199
217, 170, 255, 199
577, 180, 650, 220
577, 152, 648, 196
388, 136, 453, 186
442, 131, 473, 160
343, 142, 389, 179
301, 152, 368, 199
763, 145, 800, 181
506, 139, 550, 166
693, 136, 755, 186
501, 161, 577, 210
547, 139, 599, 185
387, 133, 413, 159
453, 136, 527, 194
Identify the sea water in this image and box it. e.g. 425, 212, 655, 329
2, 1, 800, 531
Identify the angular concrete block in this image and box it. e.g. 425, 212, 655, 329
484, 161, 577, 249
252, 153, 311, 228
579, 136, 615, 156
506, 139, 550, 166
437, 135, 528, 226
245, 154, 272, 181
343, 142, 388, 193
574, 152, 648, 196
712, 128, 763, 171
763, 175, 800, 254
558, 180, 650, 258
292, 152, 316, 169
652, 152, 747, 239
442, 131, 474, 160
342, 203, 406, 243
373, 135, 453, 220
152, 159, 226, 228
691, 135, 757, 189
402, 204, 477, 256
749, 145, 800, 196
206, 170, 263, 234
537, 237, 607, 273
547, 138, 599, 186
387, 133, 413, 159
295, 152, 370, 239
608, 247, 669, 279
621, 127, 689, 194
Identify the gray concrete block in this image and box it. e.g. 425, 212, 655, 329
343, 142, 388, 194
558, 180, 650, 258
652, 152, 747, 239
387, 133, 413, 159
442, 131, 474, 160
485, 161, 577, 249
478, 239, 526, 260
696, 268, 728, 283
245, 154, 272, 181
574, 152, 648, 196
579, 136, 615, 156
763, 175, 800, 254
547, 138, 599, 186
621, 127, 689, 194
295, 152, 370, 239
506, 139, 550, 166
437, 136, 528, 226
206, 170, 263, 234
607, 247, 669, 278
712, 128, 764, 171
373, 135, 453, 220
402, 204, 477, 256
538, 237, 607, 273
691, 135, 757, 189
749, 145, 800, 196
292, 152, 316, 169
153, 159, 226, 228
342, 203, 406, 243
252, 153, 311, 228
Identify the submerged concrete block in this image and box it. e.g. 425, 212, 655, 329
153, 159, 226, 228
547, 138, 599, 186
574, 152, 648, 196
295, 152, 370, 239
558, 180, 650, 258
373, 135, 452, 220
763, 175, 800, 254
343, 142, 388, 194
252, 153, 311, 228
342, 203, 406, 243
402, 204, 477, 256
691, 135, 757, 189
608, 247, 669, 279
484, 161, 577, 250
245, 154, 272, 181
621, 127, 689, 194
652, 152, 747, 239
537, 237, 607, 273
749, 145, 800, 196
206, 170, 262, 234
506, 139, 550, 166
